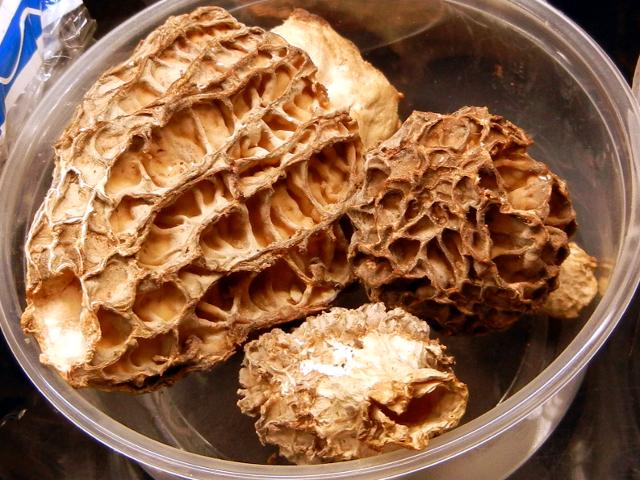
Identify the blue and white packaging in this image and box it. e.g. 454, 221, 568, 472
0, 0, 93, 161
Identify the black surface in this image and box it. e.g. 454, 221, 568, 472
549, 0, 639, 83
1, 1, 639, 479
512, 290, 640, 480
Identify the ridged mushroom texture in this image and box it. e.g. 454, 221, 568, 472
21, 6, 374, 391
348, 106, 578, 334
238, 303, 468, 464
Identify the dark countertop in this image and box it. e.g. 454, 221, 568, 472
1, 1, 639, 479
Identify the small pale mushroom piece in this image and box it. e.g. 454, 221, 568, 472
237, 303, 468, 464
540, 242, 598, 319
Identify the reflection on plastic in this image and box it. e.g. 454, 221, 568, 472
0, 0, 95, 166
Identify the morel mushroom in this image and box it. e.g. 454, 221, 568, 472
238, 303, 468, 464
348, 107, 577, 333
22, 7, 367, 391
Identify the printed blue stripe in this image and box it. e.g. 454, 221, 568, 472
0, 0, 42, 76
0, 0, 44, 130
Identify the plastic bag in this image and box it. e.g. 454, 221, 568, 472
0, 0, 95, 166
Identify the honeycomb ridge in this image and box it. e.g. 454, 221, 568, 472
22, 7, 363, 391
348, 107, 576, 333
57, 7, 263, 151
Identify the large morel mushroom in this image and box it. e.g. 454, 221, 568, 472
21, 7, 378, 391
348, 106, 577, 333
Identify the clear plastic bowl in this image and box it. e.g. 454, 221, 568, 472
1, 0, 639, 479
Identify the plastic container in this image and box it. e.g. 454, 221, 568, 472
1, 0, 639, 478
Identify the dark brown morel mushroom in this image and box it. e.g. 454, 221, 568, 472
348, 106, 577, 333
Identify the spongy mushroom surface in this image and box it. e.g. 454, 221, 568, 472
272, 8, 402, 149
348, 107, 577, 333
56, 7, 257, 149
238, 303, 468, 464
21, 7, 364, 391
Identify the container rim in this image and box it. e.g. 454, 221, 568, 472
1, 0, 639, 478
